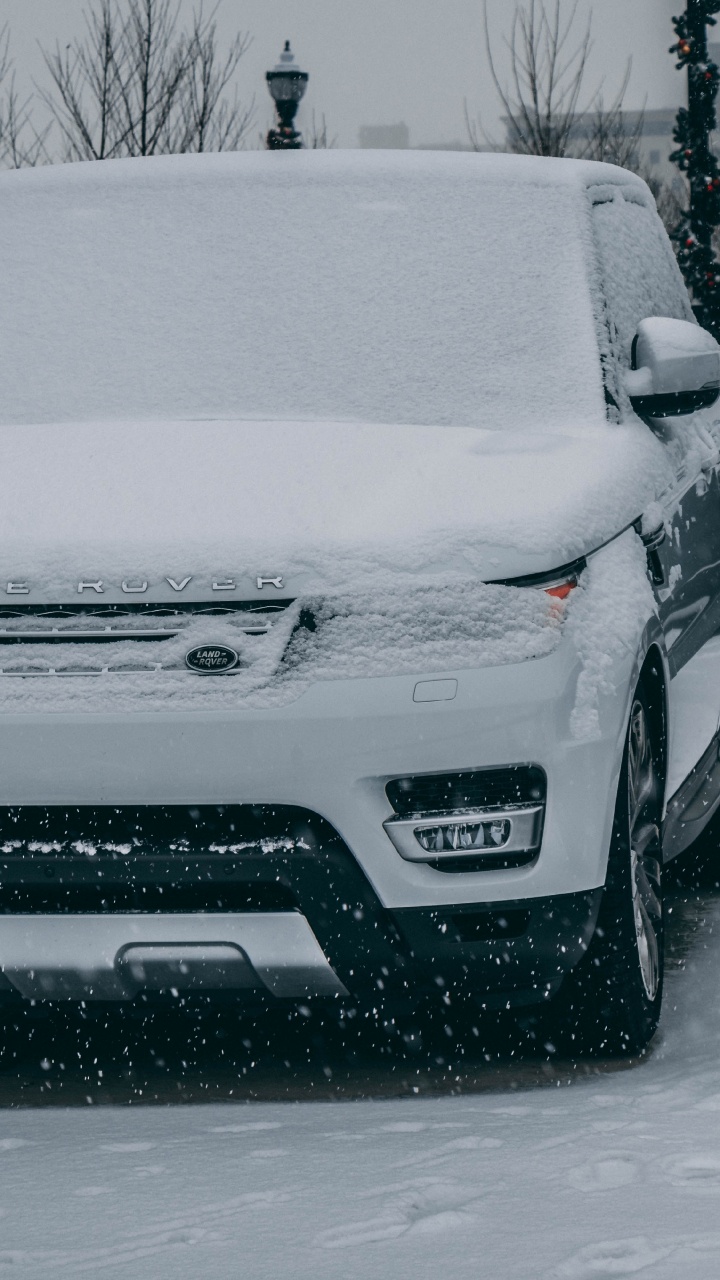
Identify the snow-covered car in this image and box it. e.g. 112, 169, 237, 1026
0, 150, 718, 1055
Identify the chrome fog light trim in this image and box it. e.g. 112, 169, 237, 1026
383, 805, 544, 863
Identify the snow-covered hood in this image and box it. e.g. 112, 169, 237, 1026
0, 418, 674, 602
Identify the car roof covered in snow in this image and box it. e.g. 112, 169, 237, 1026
0, 143, 657, 195
0, 148, 651, 432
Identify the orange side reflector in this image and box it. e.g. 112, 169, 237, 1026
545, 582, 576, 600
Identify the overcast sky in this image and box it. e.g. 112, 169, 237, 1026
1, 0, 683, 148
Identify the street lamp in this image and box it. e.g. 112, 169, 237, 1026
266, 41, 309, 150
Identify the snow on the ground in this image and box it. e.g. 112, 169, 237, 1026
0, 900, 719, 1277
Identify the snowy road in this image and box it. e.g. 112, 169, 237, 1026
0, 863, 719, 1278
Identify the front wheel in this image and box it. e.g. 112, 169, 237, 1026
560, 680, 664, 1056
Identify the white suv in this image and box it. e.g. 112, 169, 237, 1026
0, 150, 718, 1055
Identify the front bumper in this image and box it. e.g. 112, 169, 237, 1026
0, 824, 603, 1009
0, 636, 633, 1007
0, 911, 349, 1002
0, 637, 630, 909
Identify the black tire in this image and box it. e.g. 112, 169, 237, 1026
558, 679, 664, 1056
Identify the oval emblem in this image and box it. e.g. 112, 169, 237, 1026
185, 644, 239, 674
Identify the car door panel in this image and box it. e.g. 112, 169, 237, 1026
654, 441, 720, 798
590, 190, 720, 802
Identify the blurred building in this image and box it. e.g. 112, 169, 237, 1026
358, 123, 410, 149
414, 139, 476, 152
566, 108, 679, 185
500, 106, 685, 192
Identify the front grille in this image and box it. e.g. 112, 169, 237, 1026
385, 766, 546, 818
0, 882, 297, 914
0, 804, 311, 859
0, 602, 293, 676
0, 806, 316, 916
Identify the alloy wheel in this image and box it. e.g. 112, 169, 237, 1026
627, 698, 662, 1002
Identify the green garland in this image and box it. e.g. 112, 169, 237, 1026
671, 2, 720, 334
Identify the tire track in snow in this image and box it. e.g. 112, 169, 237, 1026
552, 1233, 720, 1278
314, 1177, 484, 1249
389, 1133, 502, 1170
0, 1190, 289, 1272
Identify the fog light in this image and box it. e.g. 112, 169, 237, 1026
414, 819, 511, 854
383, 803, 544, 864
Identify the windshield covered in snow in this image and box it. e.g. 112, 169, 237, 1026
0, 152, 605, 429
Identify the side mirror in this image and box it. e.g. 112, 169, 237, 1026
625, 317, 720, 418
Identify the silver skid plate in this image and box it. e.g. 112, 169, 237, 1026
0, 913, 348, 1001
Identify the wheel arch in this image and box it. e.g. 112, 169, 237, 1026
636, 642, 668, 804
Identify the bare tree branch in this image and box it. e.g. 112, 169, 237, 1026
40, 0, 253, 161
112, 0, 190, 156
2, 75, 52, 167
306, 111, 336, 149
39, 1, 130, 160
472, 0, 636, 160
0, 24, 14, 161
567, 65, 644, 167
0, 24, 51, 168
170, 4, 253, 152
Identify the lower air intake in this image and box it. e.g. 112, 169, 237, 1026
384, 766, 546, 871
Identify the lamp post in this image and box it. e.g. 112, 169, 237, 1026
266, 41, 309, 150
